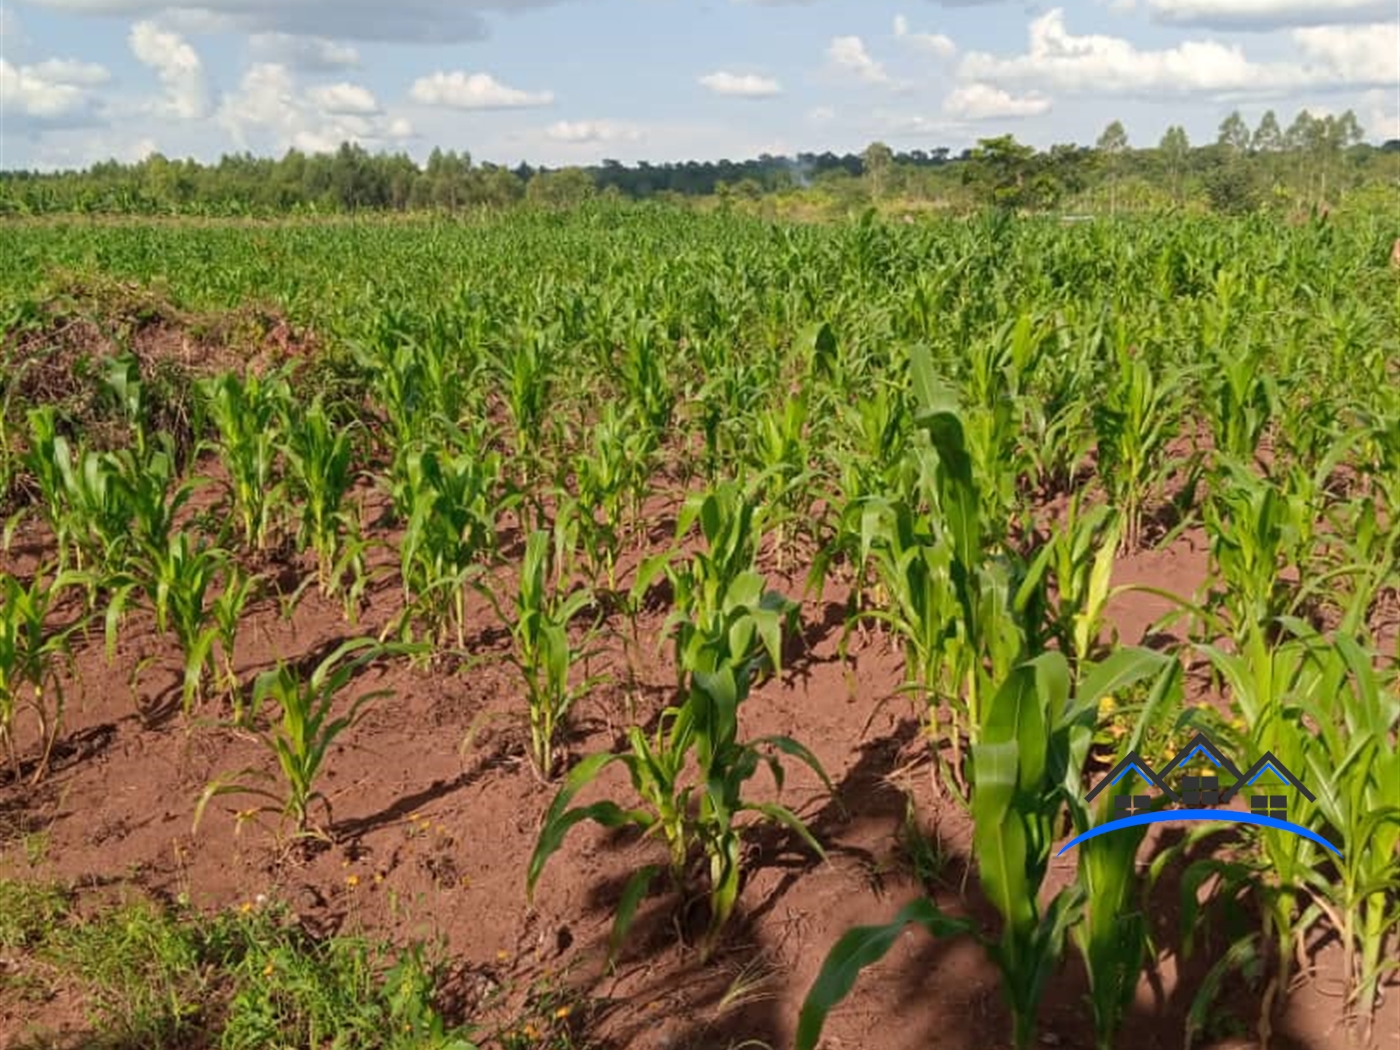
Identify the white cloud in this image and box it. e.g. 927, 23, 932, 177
0, 55, 110, 121
1147, 0, 1393, 29
827, 35, 890, 85
943, 82, 1051, 118
218, 62, 413, 154
1358, 89, 1400, 140
248, 33, 359, 71
958, 8, 1400, 97
128, 21, 208, 119
19, 0, 574, 45
409, 70, 553, 109
893, 14, 957, 59
1292, 23, 1400, 86
698, 70, 782, 98
807, 104, 836, 122
308, 82, 380, 115
544, 119, 642, 144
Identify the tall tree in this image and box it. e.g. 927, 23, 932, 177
1097, 119, 1129, 215
1159, 125, 1190, 204
862, 141, 894, 200
1218, 110, 1251, 154
1253, 110, 1284, 153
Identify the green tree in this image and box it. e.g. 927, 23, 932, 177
965, 134, 1037, 210
862, 141, 894, 200
1159, 125, 1190, 204
1218, 110, 1251, 154
1096, 120, 1129, 215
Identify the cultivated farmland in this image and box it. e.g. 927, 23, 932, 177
0, 206, 1397, 1050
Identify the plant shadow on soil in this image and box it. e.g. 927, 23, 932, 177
534, 713, 1348, 1050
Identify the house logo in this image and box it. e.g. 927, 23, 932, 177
1057, 731, 1342, 858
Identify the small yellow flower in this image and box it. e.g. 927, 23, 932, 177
496, 949, 510, 963
523, 1023, 540, 1040
262, 962, 274, 976
239, 901, 253, 914
345, 874, 360, 888
554, 1005, 572, 1020
374, 873, 384, 884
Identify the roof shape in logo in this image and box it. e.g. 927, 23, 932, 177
1085, 751, 1181, 804
1220, 751, 1315, 804
1157, 731, 1243, 782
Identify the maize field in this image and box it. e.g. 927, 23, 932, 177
0, 204, 1397, 1050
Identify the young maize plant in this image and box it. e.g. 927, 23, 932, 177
853, 346, 1042, 797
1200, 460, 1318, 646
564, 402, 655, 591
389, 440, 510, 649
797, 647, 1174, 1050
194, 638, 412, 843
1091, 337, 1184, 553
1291, 633, 1400, 1032
202, 369, 292, 552
280, 397, 361, 597
0, 570, 87, 784
1172, 624, 1353, 1047
532, 482, 829, 960
106, 531, 243, 714
483, 529, 606, 780
22, 408, 135, 576
1019, 496, 1121, 668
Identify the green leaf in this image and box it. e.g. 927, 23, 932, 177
796, 897, 974, 1050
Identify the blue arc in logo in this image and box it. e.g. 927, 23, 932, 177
1056, 810, 1343, 858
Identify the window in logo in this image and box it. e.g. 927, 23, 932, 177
1115, 794, 1152, 815
1182, 775, 1219, 807
1251, 795, 1288, 820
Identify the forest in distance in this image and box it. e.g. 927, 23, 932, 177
2, 106, 1399, 218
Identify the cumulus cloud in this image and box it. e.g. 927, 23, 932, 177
1293, 23, 1400, 85
248, 33, 359, 71
218, 62, 413, 153
1147, 0, 1393, 29
943, 82, 1051, 118
0, 55, 110, 122
544, 119, 642, 144
893, 15, 957, 59
128, 21, 208, 118
21, 0, 571, 45
698, 70, 782, 97
958, 9, 1400, 97
827, 35, 890, 84
307, 82, 380, 115
409, 70, 554, 109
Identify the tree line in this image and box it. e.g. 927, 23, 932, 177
1, 108, 1395, 217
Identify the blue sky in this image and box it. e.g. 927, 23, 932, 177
1, 0, 1397, 171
